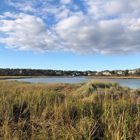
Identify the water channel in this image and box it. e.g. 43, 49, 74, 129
7, 77, 140, 89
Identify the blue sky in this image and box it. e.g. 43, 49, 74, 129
0, 0, 140, 71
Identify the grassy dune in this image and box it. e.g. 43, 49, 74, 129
0, 80, 140, 140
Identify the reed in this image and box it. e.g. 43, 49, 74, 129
0, 80, 140, 139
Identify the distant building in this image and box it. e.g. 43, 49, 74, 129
8, 69, 13, 75
95, 72, 99, 76
88, 72, 93, 76
117, 71, 123, 75
102, 71, 111, 76
128, 70, 136, 74
83, 72, 88, 76
75, 73, 80, 76
19, 69, 26, 74
55, 71, 61, 75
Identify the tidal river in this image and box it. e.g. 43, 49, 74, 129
7, 77, 140, 89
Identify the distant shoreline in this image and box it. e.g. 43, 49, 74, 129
87, 76, 140, 79
1, 75, 140, 80
0, 76, 70, 80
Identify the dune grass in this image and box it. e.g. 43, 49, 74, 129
0, 80, 140, 140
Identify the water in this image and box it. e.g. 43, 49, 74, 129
7, 77, 140, 89
7, 77, 92, 84
92, 78, 140, 89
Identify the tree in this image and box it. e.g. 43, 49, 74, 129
110, 70, 116, 75
124, 69, 129, 76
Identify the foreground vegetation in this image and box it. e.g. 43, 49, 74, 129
0, 80, 140, 140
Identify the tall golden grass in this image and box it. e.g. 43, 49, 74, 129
0, 80, 140, 140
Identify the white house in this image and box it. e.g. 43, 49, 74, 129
83, 72, 88, 76
117, 71, 123, 75
102, 71, 111, 76
95, 72, 99, 76
55, 71, 61, 75
88, 72, 93, 76
128, 70, 136, 74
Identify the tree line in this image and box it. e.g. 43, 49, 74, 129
0, 68, 88, 76
0, 68, 140, 76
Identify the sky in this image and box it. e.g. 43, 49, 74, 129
0, 0, 140, 71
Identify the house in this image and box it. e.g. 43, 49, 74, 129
8, 69, 13, 75
83, 72, 88, 76
75, 72, 80, 76
55, 71, 61, 75
71, 73, 75, 77
19, 69, 26, 74
102, 71, 111, 76
88, 72, 93, 76
95, 72, 99, 76
117, 71, 123, 75
128, 70, 136, 74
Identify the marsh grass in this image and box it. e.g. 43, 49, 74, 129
0, 80, 140, 139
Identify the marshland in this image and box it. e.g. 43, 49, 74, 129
0, 80, 140, 140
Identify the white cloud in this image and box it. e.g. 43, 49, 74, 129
1, 0, 140, 55
6, 0, 41, 15
55, 15, 83, 30
60, 0, 71, 5
84, 0, 140, 20
105, 0, 140, 17
19, 6, 36, 12
55, 9, 70, 20
3, 12, 22, 19
0, 14, 61, 52
54, 15, 140, 55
